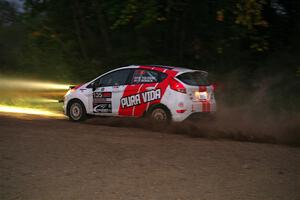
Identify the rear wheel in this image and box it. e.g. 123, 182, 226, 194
149, 106, 171, 122
68, 100, 87, 121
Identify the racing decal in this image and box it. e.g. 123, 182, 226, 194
145, 82, 159, 112
131, 84, 143, 115
118, 66, 178, 117
120, 89, 161, 108
199, 86, 207, 92
202, 101, 210, 112
132, 82, 157, 116
93, 92, 112, 113
199, 86, 210, 112
132, 70, 158, 83
118, 84, 141, 116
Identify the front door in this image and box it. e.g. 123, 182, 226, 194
91, 69, 133, 116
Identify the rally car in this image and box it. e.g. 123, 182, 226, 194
63, 65, 216, 122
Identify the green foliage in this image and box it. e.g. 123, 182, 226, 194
234, 0, 268, 30
0, 0, 299, 83
0, 0, 16, 25
234, 0, 269, 52
0, 0, 298, 113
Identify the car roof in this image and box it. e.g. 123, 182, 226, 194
118, 65, 206, 74
85, 65, 208, 86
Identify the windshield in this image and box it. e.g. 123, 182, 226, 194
176, 71, 210, 86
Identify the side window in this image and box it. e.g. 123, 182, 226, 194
95, 69, 132, 87
132, 69, 159, 84
160, 73, 167, 82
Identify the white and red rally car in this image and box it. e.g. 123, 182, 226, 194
63, 65, 216, 122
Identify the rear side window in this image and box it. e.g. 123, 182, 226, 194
131, 69, 167, 84
177, 72, 210, 86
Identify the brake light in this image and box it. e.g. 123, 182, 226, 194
170, 78, 186, 93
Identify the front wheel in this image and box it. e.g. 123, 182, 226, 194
68, 100, 87, 121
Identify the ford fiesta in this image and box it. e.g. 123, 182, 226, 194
63, 65, 216, 122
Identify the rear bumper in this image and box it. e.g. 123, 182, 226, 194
171, 101, 216, 122
185, 112, 216, 121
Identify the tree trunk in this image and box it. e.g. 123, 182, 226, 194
72, 1, 88, 61
96, 2, 112, 55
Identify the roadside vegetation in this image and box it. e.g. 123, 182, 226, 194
0, 0, 299, 113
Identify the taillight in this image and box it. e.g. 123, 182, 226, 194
170, 78, 186, 93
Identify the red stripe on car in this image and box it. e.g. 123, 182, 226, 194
118, 66, 178, 117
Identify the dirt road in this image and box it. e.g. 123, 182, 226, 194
0, 114, 299, 200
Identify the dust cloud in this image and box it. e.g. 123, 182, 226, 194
87, 74, 300, 147
0, 74, 299, 146
85, 113, 300, 146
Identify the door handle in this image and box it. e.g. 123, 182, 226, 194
146, 87, 155, 91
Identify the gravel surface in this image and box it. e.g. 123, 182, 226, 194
0, 114, 299, 200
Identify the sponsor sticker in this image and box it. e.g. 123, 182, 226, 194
120, 89, 161, 108
93, 92, 112, 113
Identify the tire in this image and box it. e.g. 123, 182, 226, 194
68, 100, 87, 121
149, 106, 171, 122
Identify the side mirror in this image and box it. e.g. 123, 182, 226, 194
88, 81, 102, 91
92, 83, 97, 91
91, 82, 102, 91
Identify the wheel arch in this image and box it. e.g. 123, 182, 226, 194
66, 98, 86, 117
144, 103, 172, 120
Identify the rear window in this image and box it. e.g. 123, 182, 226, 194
176, 71, 210, 86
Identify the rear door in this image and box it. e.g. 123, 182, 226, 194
91, 69, 133, 116
119, 69, 166, 117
